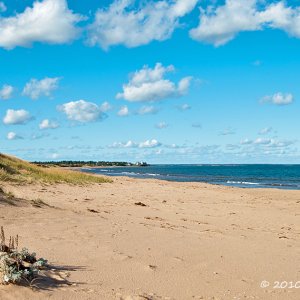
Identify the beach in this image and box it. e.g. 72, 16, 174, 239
0, 176, 299, 300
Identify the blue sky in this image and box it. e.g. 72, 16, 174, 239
0, 0, 300, 163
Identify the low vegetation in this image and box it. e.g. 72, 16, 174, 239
0, 227, 47, 285
0, 153, 112, 184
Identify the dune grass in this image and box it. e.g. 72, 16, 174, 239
0, 153, 112, 184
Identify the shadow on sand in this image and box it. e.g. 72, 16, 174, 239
21, 265, 86, 291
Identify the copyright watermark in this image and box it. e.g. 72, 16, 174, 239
260, 281, 300, 289
260, 280, 270, 288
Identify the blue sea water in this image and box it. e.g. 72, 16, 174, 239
81, 164, 300, 190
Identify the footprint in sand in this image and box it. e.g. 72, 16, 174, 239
147, 264, 157, 271
117, 293, 163, 300
112, 251, 133, 261
173, 256, 184, 262
144, 216, 165, 222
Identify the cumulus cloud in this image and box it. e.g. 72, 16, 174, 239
58, 100, 105, 122
0, 2, 6, 13
7, 132, 23, 140
117, 105, 129, 116
3, 109, 33, 125
117, 63, 192, 102
155, 122, 168, 129
260, 92, 294, 105
137, 105, 159, 115
0, 0, 83, 49
110, 139, 161, 148
254, 138, 272, 145
100, 101, 112, 112
23, 77, 60, 100
0, 84, 14, 100
110, 140, 138, 148
139, 139, 161, 148
88, 0, 198, 49
190, 0, 300, 46
39, 119, 59, 129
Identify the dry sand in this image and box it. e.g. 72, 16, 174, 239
0, 177, 299, 300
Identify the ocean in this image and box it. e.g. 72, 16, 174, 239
81, 164, 300, 190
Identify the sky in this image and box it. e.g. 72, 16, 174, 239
0, 0, 300, 164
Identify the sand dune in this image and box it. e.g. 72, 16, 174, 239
0, 177, 299, 299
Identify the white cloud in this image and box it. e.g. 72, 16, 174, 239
88, 0, 198, 49
51, 153, 60, 159
0, 84, 14, 100
100, 101, 112, 112
23, 77, 60, 100
190, 0, 260, 46
0, 0, 83, 49
117, 63, 192, 102
261, 92, 294, 105
110, 139, 161, 148
269, 140, 294, 148
7, 132, 23, 140
139, 139, 161, 148
177, 103, 191, 111
240, 137, 295, 149
117, 105, 129, 116
3, 109, 33, 125
137, 105, 159, 115
226, 144, 240, 151
110, 140, 138, 148
39, 119, 59, 130
165, 143, 183, 149
254, 138, 272, 145
240, 138, 253, 145
58, 100, 105, 122
190, 0, 300, 46
0, 2, 6, 13
155, 121, 168, 129
253, 138, 295, 148
259, 127, 272, 135
220, 128, 235, 136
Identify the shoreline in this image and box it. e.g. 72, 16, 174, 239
71, 166, 300, 191
110, 175, 300, 192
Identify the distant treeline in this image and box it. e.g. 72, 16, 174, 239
33, 161, 149, 167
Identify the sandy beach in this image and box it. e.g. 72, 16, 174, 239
0, 176, 299, 300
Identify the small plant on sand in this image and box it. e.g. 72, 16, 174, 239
0, 226, 47, 285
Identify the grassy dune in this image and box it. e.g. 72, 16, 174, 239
0, 153, 112, 184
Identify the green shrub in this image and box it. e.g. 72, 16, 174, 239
0, 227, 47, 285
